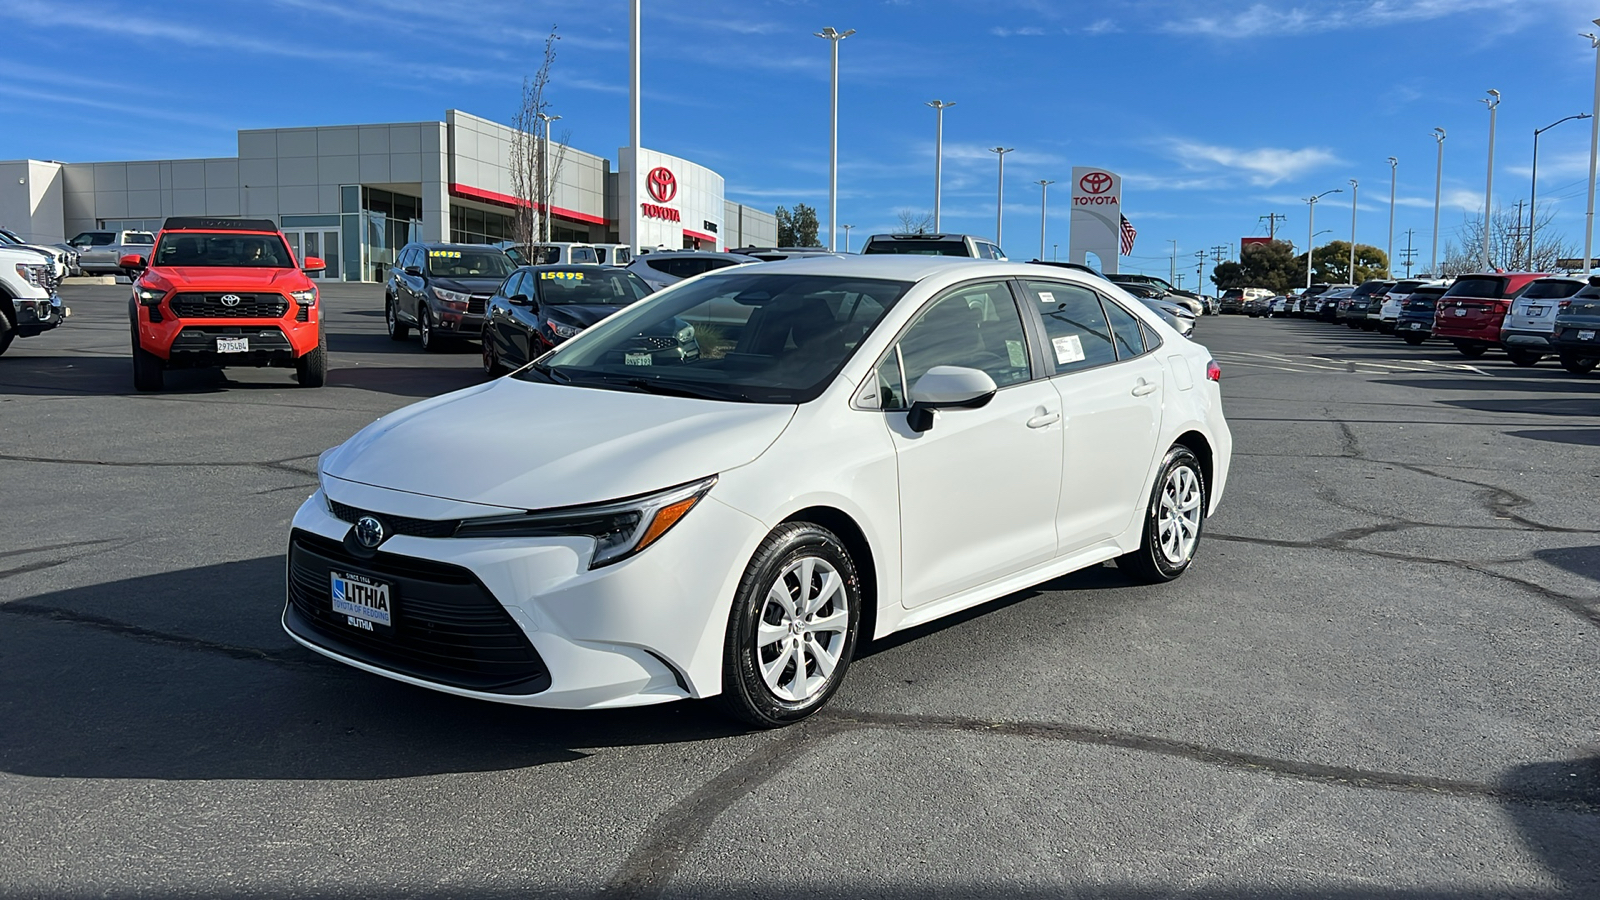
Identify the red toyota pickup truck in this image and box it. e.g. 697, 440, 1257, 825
1431, 272, 1549, 358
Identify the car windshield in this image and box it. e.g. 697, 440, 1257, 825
152, 232, 295, 267
1514, 279, 1583, 301
523, 272, 912, 404
425, 249, 514, 277
534, 269, 653, 306
863, 239, 968, 256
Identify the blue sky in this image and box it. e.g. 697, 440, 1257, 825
3, 0, 1598, 285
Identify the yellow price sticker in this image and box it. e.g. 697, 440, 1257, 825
540, 271, 584, 280
428, 250, 462, 258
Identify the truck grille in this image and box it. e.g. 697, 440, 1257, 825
286, 530, 550, 694
170, 292, 289, 319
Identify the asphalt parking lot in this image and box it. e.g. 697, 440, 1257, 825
2, 283, 1598, 899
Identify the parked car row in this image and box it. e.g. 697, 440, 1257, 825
1249, 272, 1600, 376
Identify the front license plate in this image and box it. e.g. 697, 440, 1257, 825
1580, 330, 1597, 341
217, 337, 249, 353
331, 571, 392, 629
624, 352, 653, 366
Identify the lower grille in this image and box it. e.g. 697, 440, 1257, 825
171, 292, 289, 319
286, 530, 549, 694
468, 295, 489, 315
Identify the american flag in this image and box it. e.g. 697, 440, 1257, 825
1119, 215, 1137, 256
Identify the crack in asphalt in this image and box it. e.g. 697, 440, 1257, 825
0, 452, 319, 478
0, 539, 145, 582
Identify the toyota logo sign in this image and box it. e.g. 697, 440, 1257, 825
646, 167, 677, 203
1078, 172, 1114, 195
220, 293, 242, 307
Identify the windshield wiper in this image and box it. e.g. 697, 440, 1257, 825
618, 377, 754, 402
523, 362, 571, 384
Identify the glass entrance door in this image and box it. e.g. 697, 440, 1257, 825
283, 229, 341, 280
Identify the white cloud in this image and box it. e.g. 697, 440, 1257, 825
1161, 0, 1507, 39
1167, 139, 1343, 185
991, 26, 1047, 37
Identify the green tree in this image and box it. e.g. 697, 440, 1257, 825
1211, 240, 1303, 291
774, 203, 823, 247
1308, 241, 1389, 284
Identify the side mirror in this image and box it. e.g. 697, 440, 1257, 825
905, 366, 998, 433
508, 293, 534, 308
118, 253, 146, 270
403, 265, 422, 277
303, 256, 326, 273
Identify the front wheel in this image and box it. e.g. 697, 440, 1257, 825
1505, 349, 1542, 368
418, 307, 442, 352
1560, 353, 1599, 375
481, 327, 506, 377
0, 309, 14, 357
296, 329, 328, 387
719, 523, 861, 728
1116, 446, 1205, 584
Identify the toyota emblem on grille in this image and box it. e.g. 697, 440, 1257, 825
354, 515, 386, 549
220, 293, 242, 307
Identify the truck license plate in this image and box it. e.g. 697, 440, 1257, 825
217, 337, 249, 353
331, 571, 392, 629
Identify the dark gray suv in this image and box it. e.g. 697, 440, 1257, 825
860, 233, 1006, 259
385, 243, 517, 351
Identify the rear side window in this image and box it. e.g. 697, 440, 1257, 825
73, 232, 114, 246
1024, 281, 1118, 373
125, 233, 155, 245
648, 257, 710, 278
1101, 299, 1147, 358
570, 247, 599, 265
1515, 280, 1583, 301
1444, 276, 1507, 299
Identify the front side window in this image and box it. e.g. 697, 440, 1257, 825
153, 232, 294, 268
1024, 281, 1118, 373
527, 272, 911, 403
895, 281, 1031, 392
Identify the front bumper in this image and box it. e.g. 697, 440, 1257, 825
12, 293, 67, 336
432, 310, 486, 335
284, 480, 765, 709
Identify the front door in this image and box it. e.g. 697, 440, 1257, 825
880, 281, 1064, 609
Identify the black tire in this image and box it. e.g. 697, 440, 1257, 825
481, 327, 507, 376
1560, 353, 1599, 375
296, 328, 328, 387
1505, 349, 1542, 368
1454, 341, 1488, 358
385, 295, 409, 341
1402, 333, 1426, 346
130, 321, 163, 392
418, 306, 441, 352
0, 309, 14, 357
718, 522, 861, 728
1360, 321, 1376, 331
1116, 445, 1206, 585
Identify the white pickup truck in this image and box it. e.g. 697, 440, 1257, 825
0, 246, 69, 356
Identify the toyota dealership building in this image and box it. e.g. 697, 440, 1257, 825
0, 109, 778, 282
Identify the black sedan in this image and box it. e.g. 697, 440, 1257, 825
481, 265, 663, 375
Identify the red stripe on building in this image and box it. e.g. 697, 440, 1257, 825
683, 228, 718, 245
447, 183, 608, 226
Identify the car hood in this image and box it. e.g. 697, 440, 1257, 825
323, 379, 797, 509
429, 275, 507, 294
145, 267, 312, 291
544, 303, 627, 328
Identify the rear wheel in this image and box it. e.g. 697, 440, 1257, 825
1505, 349, 1542, 368
385, 295, 409, 341
130, 322, 164, 392
1560, 353, 1599, 375
0, 309, 14, 357
1453, 341, 1488, 358
1116, 446, 1205, 584
296, 328, 328, 387
719, 522, 861, 728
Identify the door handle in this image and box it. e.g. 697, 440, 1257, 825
1131, 380, 1158, 397
1026, 411, 1061, 429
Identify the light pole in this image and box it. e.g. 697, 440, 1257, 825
988, 146, 1013, 249
536, 112, 561, 243
1530, 113, 1590, 271
1387, 157, 1397, 275
841, 224, 853, 253
1168, 238, 1178, 286
1481, 89, 1500, 270
814, 27, 854, 252
1036, 179, 1055, 261
1348, 179, 1359, 283
1305, 188, 1342, 289
628, 0, 641, 253
1431, 127, 1446, 276
927, 100, 955, 231
1586, 26, 1600, 274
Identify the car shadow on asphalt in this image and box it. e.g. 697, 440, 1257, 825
0, 556, 748, 782
1371, 376, 1600, 395
1498, 755, 1600, 896
1530, 545, 1600, 585
326, 365, 486, 397
1506, 428, 1600, 448
0, 353, 485, 398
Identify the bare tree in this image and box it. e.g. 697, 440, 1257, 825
1438, 205, 1574, 275
895, 209, 933, 235
508, 27, 570, 250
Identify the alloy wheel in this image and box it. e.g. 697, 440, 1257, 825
1157, 465, 1203, 566
755, 556, 850, 703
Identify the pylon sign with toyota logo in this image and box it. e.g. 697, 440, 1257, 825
1068, 166, 1123, 274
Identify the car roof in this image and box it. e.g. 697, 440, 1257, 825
410, 241, 502, 250
162, 217, 277, 233
635, 250, 752, 261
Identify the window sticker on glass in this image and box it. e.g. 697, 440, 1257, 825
1053, 335, 1085, 364
1038, 291, 1055, 304
1006, 340, 1027, 368
541, 271, 584, 280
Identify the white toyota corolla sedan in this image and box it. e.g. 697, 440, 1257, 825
285, 256, 1232, 726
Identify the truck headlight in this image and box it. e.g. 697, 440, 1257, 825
290, 288, 317, 307
136, 286, 166, 305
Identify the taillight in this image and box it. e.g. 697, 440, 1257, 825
1560, 300, 1572, 312
1205, 360, 1221, 382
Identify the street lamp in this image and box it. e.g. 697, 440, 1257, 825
1480, 89, 1501, 270
988, 146, 1013, 249
927, 100, 955, 231
841, 224, 854, 253
1036, 179, 1055, 261
1348, 178, 1359, 283
1585, 26, 1600, 274
536, 112, 561, 243
1387, 157, 1398, 274
1304, 188, 1342, 289
1529, 113, 1590, 270
814, 27, 854, 252
1431, 127, 1446, 276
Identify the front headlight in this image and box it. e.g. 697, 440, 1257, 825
547, 318, 581, 339
13, 263, 45, 287
136, 286, 166, 304
290, 288, 318, 306
431, 287, 472, 308
454, 475, 717, 568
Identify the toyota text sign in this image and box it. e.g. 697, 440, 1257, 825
1068, 166, 1123, 274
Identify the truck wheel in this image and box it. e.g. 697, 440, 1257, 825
1560, 353, 1599, 375
0, 309, 14, 357
1453, 341, 1487, 358
130, 324, 164, 392
296, 329, 328, 387
385, 295, 409, 341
